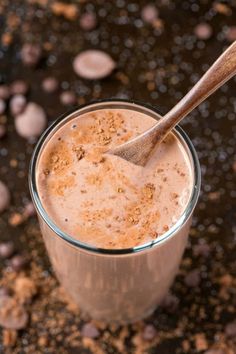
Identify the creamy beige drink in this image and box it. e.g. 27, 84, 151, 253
37, 109, 192, 249
30, 101, 200, 323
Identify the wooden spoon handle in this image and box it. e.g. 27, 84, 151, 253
155, 40, 236, 136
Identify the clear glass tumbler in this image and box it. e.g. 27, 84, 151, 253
29, 100, 201, 324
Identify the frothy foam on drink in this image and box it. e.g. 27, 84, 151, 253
36, 109, 193, 249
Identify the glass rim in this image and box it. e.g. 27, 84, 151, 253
29, 99, 201, 256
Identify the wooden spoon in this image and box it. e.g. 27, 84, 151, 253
109, 41, 236, 166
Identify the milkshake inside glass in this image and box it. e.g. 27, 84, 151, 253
29, 101, 200, 323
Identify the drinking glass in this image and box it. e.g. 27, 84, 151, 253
29, 100, 201, 324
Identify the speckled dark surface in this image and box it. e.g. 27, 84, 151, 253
0, 1, 236, 353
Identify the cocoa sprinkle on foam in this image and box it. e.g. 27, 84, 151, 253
37, 109, 191, 249
72, 145, 85, 161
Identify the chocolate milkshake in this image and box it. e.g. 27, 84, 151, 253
37, 109, 192, 249
30, 101, 200, 323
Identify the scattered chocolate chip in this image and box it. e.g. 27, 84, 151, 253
79, 12, 97, 31
73, 50, 116, 80
0, 181, 10, 214
10, 255, 28, 272
194, 23, 213, 40
193, 243, 210, 258
10, 95, 27, 116
0, 242, 15, 259
14, 276, 37, 304
15, 102, 46, 139
23, 202, 36, 218
232, 160, 236, 173
51, 2, 78, 21
0, 85, 10, 100
81, 323, 100, 338
10, 80, 29, 95
219, 274, 232, 287
225, 321, 236, 338
0, 287, 10, 297
38, 335, 48, 347
194, 333, 208, 351
184, 269, 200, 288
21, 43, 42, 67
8, 212, 25, 227
225, 26, 236, 42
0, 125, 6, 139
208, 191, 221, 201
160, 293, 179, 313
213, 3, 232, 16
0, 99, 6, 114
205, 350, 227, 354
42, 77, 59, 93
141, 4, 159, 24
142, 324, 157, 340
0, 295, 28, 330
60, 91, 77, 105
2, 329, 17, 347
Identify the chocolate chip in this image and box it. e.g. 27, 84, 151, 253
0, 181, 10, 214
23, 202, 36, 218
21, 43, 42, 67
193, 243, 210, 258
0, 125, 6, 139
0, 242, 15, 259
14, 276, 37, 304
38, 335, 48, 347
160, 293, 179, 313
41, 77, 59, 93
194, 23, 213, 40
232, 161, 236, 173
10, 255, 28, 272
142, 324, 157, 341
51, 2, 78, 20
81, 323, 100, 338
225, 321, 236, 338
208, 191, 221, 201
15, 102, 47, 139
60, 91, 77, 105
0, 99, 6, 114
10, 80, 29, 95
0, 287, 10, 297
10, 95, 27, 116
225, 26, 236, 42
184, 269, 200, 287
141, 5, 159, 24
8, 212, 25, 227
205, 350, 227, 354
2, 329, 18, 347
0, 295, 28, 330
73, 50, 116, 80
0, 85, 10, 100
213, 3, 232, 15
79, 13, 97, 31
